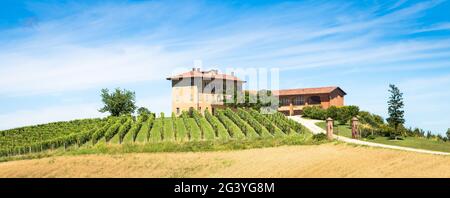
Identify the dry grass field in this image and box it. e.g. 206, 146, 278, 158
1, 143, 450, 178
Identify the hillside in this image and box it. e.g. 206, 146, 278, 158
1, 143, 450, 178
0, 108, 312, 159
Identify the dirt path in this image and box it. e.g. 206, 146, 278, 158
1, 144, 450, 178
289, 116, 450, 156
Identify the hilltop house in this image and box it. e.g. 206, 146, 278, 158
166, 68, 245, 115
273, 87, 346, 116
167, 68, 346, 116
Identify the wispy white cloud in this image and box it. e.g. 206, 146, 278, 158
413, 22, 450, 33
0, 103, 104, 130
0, 1, 446, 96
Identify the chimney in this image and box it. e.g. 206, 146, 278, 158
231, 71, 235, 76
192, 68, 196, 71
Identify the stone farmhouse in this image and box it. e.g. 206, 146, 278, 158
167, 68, 346, 116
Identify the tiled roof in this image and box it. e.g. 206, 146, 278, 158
166, 70, 245, 82
272, 86, 346, 96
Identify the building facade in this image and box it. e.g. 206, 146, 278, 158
167, 68, 245, 115
273, 87, 346, 116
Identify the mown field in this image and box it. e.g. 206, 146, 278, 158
2, 143, 450, 178
0, 108, 313, 160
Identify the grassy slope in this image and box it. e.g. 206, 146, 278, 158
187, 118, 201, 141
174, 118, 188, 141
162, 118, 175, 141
149, 119, 162, 143
316, 121, 450, 153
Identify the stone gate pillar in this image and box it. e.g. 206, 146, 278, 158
289, 102, 294, 116
351, 117, 359, 139
326, 117, 334, 140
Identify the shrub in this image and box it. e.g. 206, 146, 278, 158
326, 106, 339, 120
181, 111, 191, 139
172, 112, 177, 139
130, 114, 149, 142
377, 124, 396, 137
76, 129, 94, 147
274, 112, 307, 134
118, 118, 132, 144
149, 118, 162, 142
359, 123, 376, 138
336, 106, 359, 124
347, 105, 360, 118
205, 110, 229, 140
303, 106, 326, 120
358, 111, 384, 127
224, 108, 259, 138
191, 110, 215, 140
162, 117, 175, 141
187, 118, 202, 141
216, 110, 245, 139
267, 113, 294, 134
247, 108, 285, 137
92, 118, 117, 145
312, 133, 327, 141
237, 108, 272, 138
104, 122, 121, 142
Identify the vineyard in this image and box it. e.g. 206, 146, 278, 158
0, 108, 310, 157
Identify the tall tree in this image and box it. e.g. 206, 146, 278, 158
386, 84, 405, 134
446, 128, 450, 140
99, 88, 137, 116
137, 107, 151, 115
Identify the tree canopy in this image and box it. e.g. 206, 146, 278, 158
137, 107, 151, 115
99, 88, 137, 116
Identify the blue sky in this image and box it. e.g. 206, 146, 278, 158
0, 0, 450, 134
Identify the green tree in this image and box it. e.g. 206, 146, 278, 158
336, 105, 360, 124
347, 105, 360, 119
426, 131, 432, 139
99, 88, 137, 116
137, 107, 151, 115
386, 84, 405, 135
326, 106, 339, 120
446, 128, 450, 140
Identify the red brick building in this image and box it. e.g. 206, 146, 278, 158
272, 86, 346, 116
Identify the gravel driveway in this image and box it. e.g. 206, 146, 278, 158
288, 116, 450, 156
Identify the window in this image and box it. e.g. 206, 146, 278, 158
293, 96, 305, 105
176, 108, 180, 114
309, 96, 321, 105
280, 97, 290, 106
